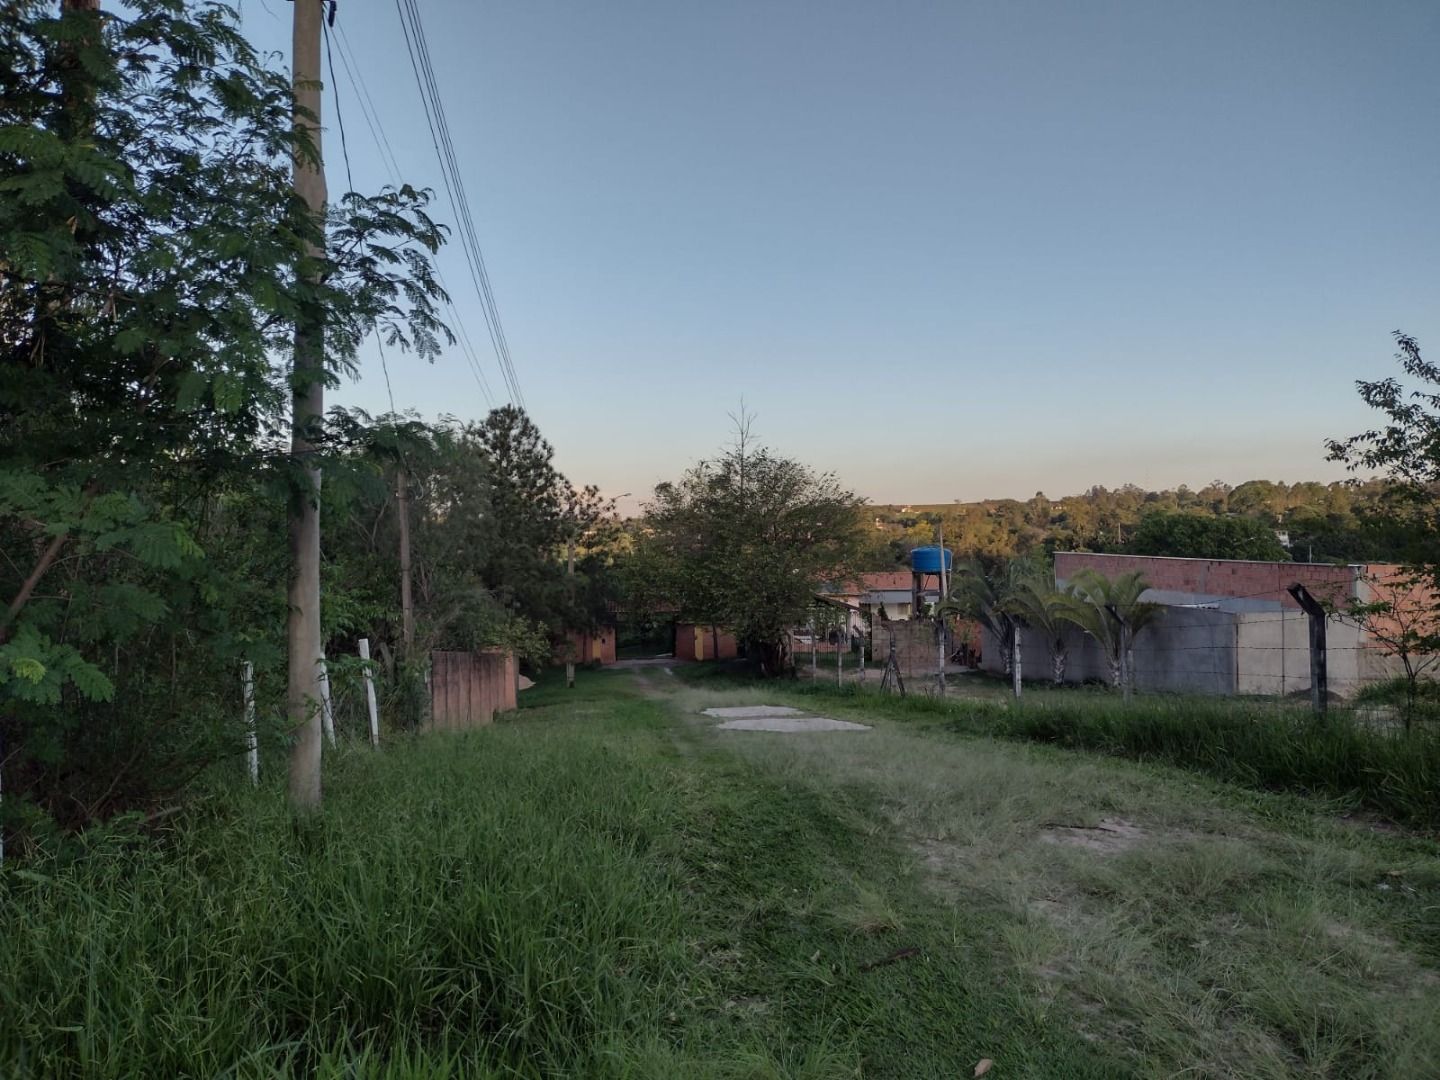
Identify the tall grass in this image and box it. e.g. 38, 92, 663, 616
989, 697, 1440, 826
0, 674, 1119, 1078
0, 709, 703, 1077
773, 679, 1440, 827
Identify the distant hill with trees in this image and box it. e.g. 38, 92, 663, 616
863, 478, 1404, 568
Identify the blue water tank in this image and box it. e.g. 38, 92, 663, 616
909, 545, 953, 573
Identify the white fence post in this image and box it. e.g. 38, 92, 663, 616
319, 658, 335, 747
359, 638, 380, 748
243, 661, 258, 785
1012, 627, 1023, 699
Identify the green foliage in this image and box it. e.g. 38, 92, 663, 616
865, 476, 1402, 568
1064, 569, 1162, 688
635, 418, 867, 674
1129, 509, 1291, 561
1004, 570, 1077, 683
0, 0, 452, 836
981, 696, 1440, 828
938, 559, 1022, 673
323, 405, 615, 669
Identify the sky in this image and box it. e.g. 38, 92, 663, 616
237, 0, 1440, 514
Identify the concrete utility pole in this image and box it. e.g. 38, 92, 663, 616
286, 0, 328, 810
1287, 583, 1328, 719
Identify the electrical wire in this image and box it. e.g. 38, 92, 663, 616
393, 0, 525, 408
330, 9, 496, 411
321, 18, 354, 195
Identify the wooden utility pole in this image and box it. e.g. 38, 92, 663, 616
397, 468, 415, 655
286, 0, 328, 810
1287, 583, 1328, 719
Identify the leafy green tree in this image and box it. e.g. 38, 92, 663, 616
1, 0, 447, 834
1328, 333, 1440, 576
1063, 569, 1162, 691
639, 419, 865, 675
1128, 510, 1291, 561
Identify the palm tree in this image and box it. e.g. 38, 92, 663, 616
1063, 569, 1162, 693
939, 560, 1019, 674
1006, 574, 1077, 685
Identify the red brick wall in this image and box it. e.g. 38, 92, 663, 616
1054, 552, 1368, 609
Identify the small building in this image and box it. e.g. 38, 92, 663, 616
675, 623, 738, 662
564, 626, 616, 666
823, 571, 941, 624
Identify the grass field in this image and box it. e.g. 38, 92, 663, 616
3, 670, 1437, 1077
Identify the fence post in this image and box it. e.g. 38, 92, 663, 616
318, 658, 335, 746
836, 615, 844, 687
1287, 583, 1328, 719
243, 661, 258, 785
859, 634, 866, 686
1011, 625, 1022, 699
936, 618, 947, 697
810, 620, 817, 681
358, 638, 380, 748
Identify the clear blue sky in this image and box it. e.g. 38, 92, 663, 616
239, 0, 1440, 512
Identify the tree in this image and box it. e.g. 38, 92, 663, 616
1, 0, 448, 829
638, 418, 865, 675
1328, 332, 1440, 577
1063, 569, 1161, 690
939, 560, 1021, 676
1336, 572, 1440, 728
1128, 510, 1291, 561
1006, 573, 1076, 684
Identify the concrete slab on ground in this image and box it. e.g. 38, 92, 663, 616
701, 705, 806, 718
715, 716, 871, 733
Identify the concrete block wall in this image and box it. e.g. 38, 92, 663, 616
1234, 610, 1364, 697
983, 607, 1237, 695
981, 605, 1370, 698
870, 619, 945, 683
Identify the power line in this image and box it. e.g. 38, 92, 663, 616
331, 11, 495, 411
398, 0, 522, 407
335, 23, 402, 184
321, 18, 354, 195
393, 0, 526, 408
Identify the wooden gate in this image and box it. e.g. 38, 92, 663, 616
428, 649, 517, 730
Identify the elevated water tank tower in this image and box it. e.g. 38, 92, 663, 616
908, 545, 953, 615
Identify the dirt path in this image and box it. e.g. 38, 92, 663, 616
642, 671, 1440, 1079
